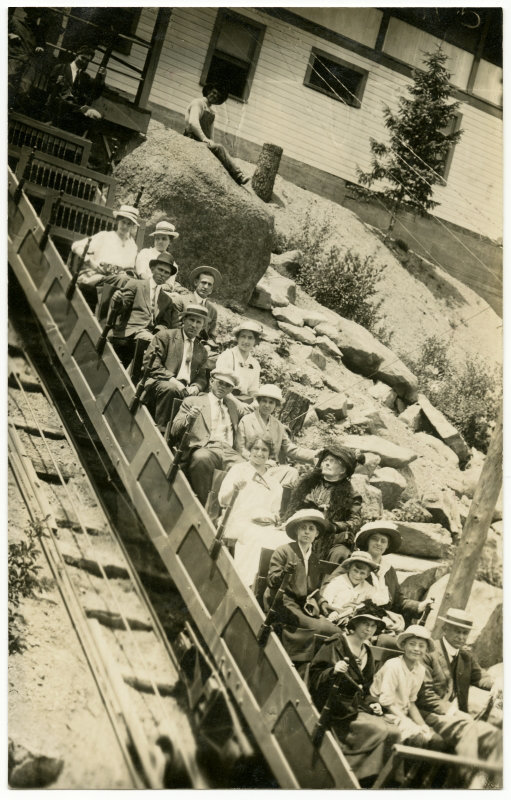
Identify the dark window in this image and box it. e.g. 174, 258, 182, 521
201, 11, 266, 102
304, 48, 368, 108
438, 113, 462, 181
62, 8, 141, 58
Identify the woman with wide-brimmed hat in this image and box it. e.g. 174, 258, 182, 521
309, 600, 400, 782
135, 219, 180, 282
215, 320, 262, 402
265, 509, 340, 662
285, 443, 365, 563
73, 204, 140, 292
323, 520, 432, 640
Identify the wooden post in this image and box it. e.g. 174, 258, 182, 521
135, 8, 173, 109
279, 389, 310, 437
433, 404, 502, 635
251, 143, 283, 202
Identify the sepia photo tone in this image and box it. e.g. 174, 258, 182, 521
7, 5, 502, 789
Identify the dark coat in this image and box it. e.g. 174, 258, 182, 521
171, 392, 242, 457
99, 276, 183, 337
419, 638, 492, 714
309, 632, 379, 725
201, 299, 217, 340
47, 61, 103, 108
266, 541, 323, 615
144, 328, 208, 391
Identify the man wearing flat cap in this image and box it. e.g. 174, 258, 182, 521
142, 304, 209, 433
98, 252, 184, 368
417, 607, 501, 764
171, 368, 245, 505
46, 44, 106, 133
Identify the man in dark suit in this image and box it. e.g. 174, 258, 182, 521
45, 44, 105, 134
171, 368, 245, 505
143, 304, 209, 433
99, 252, 183, 367
417, 608, 500, 763
189, 265, 220, 347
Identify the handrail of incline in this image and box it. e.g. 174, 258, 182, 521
8, 165, 359, 790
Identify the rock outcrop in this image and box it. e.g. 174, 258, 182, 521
393, 521, 452, 559
370, 467, 407, 509
114, 123, 274, 304
341, 434, 417, 468
472, 603, 503, 668
418, 393, 470, 464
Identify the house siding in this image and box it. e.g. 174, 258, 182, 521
107, 7, 502, 240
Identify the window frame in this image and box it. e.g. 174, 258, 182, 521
200, 9, 266, 103
303, 46, 369, 108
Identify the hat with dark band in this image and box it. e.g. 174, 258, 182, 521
437, 608, 473, 630
285, 509, 329, 540
149, 220, 179, 240
210, 368, 239, 388
355, 520, 402, 555
183, 303, 208, 320
148, 251, 178, 275
339, 550, 379, 573
113, 204, 139, 226
190, 265, 222, 285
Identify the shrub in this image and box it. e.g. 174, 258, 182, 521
9, 520, 44, 654
253, 342, 291, 392
280, 205, 387, 334
403, 335, 501, 453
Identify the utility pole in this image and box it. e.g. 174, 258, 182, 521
433, 404, 502, 636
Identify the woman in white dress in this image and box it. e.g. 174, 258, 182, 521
217, 436, 291, 588
135, 219, 180, 281
215, 320, 262, 403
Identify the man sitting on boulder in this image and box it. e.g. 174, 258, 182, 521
142, 303, 209, 434
171, 368, 245, 505
184, 81, 249, 186
235, 384, 316, 487
99, 252, 184, 368
417, 607, 501, 766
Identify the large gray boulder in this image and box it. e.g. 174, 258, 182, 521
370, 467, 407, 509
476, 528, 502, 587
333, 317, 418, 402
272, 305, 305, 327
472, 603, 502, 668
277, 321, 316, 345
418, 393, 470, 464
114, 123, 274, 305
314, 394, 349, 421
351, 473, 384, 520
393, 521, 452, 559
423, 489, 462, 535
270, 249, 302, 277
251, 268, 296, 309
342, 434, 417, 468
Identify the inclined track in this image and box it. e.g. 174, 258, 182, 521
8, 334, 207, 789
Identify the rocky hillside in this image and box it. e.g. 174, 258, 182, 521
116, 119, 501, 663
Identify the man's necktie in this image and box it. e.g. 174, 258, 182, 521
449, 652, 459, 700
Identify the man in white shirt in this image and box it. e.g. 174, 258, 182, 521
171, 368, 245, 505
143, 304, 209, 433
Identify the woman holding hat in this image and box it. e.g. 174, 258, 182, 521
218, 436, 291, 587
73, 204, 139, 291
265, 509, 340, 662
135, 220, 180, 282
309, 601, 400, 782
215, 321, 262, 402
286, 444, 365, 563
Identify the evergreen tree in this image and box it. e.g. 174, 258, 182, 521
357, 48, 463, 233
